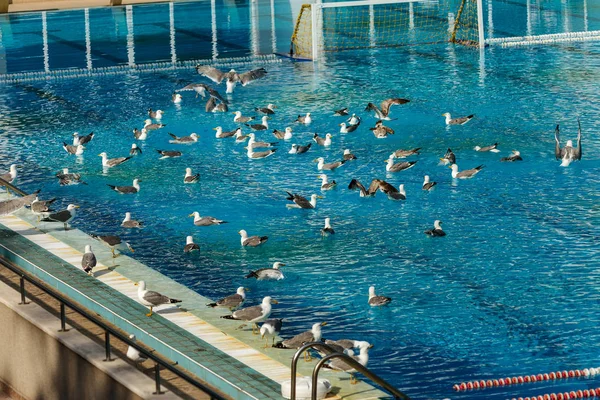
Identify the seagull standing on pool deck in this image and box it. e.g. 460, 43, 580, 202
260, 319, 283, 348
220, 296, 278, 334
206, 287, 247, 310
41, 204, 79, 231
92, 234, 134, 258
136, 280, 182, 317
323, 341, 373, 384
81, 245, 96, 276
273, 322, 327, 360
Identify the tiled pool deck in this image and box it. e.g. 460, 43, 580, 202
0, 207, 392, 400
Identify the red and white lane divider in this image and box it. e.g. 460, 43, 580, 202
453, 368, 600, 391
510, 388, 600, 399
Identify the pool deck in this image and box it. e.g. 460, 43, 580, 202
0, 207, 393, 400
6, 0, 174, 14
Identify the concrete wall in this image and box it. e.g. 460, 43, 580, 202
0, 280, 179, 400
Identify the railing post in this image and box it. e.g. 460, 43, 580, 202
58, 302, 67, 332
104, 331, 113, 361
18, 276, 28, 305
153, 363, 163, 395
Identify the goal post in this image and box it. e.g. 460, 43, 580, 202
290, 0, 485, 60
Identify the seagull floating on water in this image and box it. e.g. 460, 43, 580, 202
255, 104, 277, 115
133, 128, 147, 140
144, 119, 166, 131
220, 296, 277, 334
207, 287, 247, 310
107, 179, 140, 194
246, 262, 285, 280
501, 150, 523, 162
205, 96, 228, 113
422, 175, 437, 191
555, 121, 582, 167
321, 217, 335, 236
235, 131, 249, 143
233, 111, 254, 123
246, 116, 270, 131
55, 168, 86, 186
147, 109, 163, 119
442, 112, 474, 125
157, 150, 182, 159
214, 126, 240, 139
368, 286, 392, 306
248, 133, 277, 149
318, 174, 337, 190
289, 143, 311, 154
425, 220, 446, 236
385, 154, 417, 172
169, 132, 198, 144
285, 192, 321, 209
81, 244, 96, 275
247, 147, 277, 159
474, 143, 500, 152
313, 133, 332, 146
369, 120, 395, 138
121, 212, 143, 228
340, 122, 359, 134
72, 132, 94, 146
63, 142, 85, 156
172, 93, 182, 103
343, 149, 357, 161
239, 229, 268, 247
272, 127, 293, 140
316, 157, 346, 171
184, 168, 200, 183
184, 235, 200, 253
387, 184, 406, 200
99, 152, 131, 168
136, 280, 182, 317
189, 211, 227, 226
347, 113, 360, 125
450, 163, 484, 179
365, 98, 409, 120
333, 107, 349, 116
130, 144, 142, 156
295, 113, 312, 124
393, 148, 420, 158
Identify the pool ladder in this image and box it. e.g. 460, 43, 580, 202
290, 342, 411, 400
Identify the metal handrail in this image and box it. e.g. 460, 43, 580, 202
0, 257, 228, 400
289, 342, 411, 400
0, 176, 28, 197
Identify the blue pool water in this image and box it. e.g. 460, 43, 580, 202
1, 1, 600, 399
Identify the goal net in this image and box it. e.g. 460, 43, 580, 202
290, 0, 482, 60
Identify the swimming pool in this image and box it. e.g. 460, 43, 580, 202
1, 0, 600, 399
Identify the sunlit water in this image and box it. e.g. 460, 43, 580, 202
1, 1, 600, 399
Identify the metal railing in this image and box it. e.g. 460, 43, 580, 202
290, 342, 411, 400
0, 181, 228, 400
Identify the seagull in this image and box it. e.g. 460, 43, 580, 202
340, 122, 359, 133
315, 157, 345, 171
422, 175, 437, 191
369, 120, 395, 138
555, 121, 582, 167
55, 168, 86, 186
30, 196, 56, 223
313, 133, 332, 146
248, 133, 277, 149
189, 212, 227, 226
214, 126, 240, 139
385, 154, 417, 172
343, 149, 357, 161
168, 132, 199, 144
81, 245, 96, 275
107, 179, 141, 194
130, 144, 142, 156
323, 341, 373, 384
184, 168, 200, 183
121, 212, 143, 228
321, 217, 335, 236
239, 229, 268, 247
442, 112, 474, 125
347, 114, 360, 125
368, 286, 392, 306
136, 280, 182, 317
273, 322, 327, 361
232, 67, 268, 90
195, 65, 236, 84
247, 147, 277, 159
387, 184, 406, 200
176, 83, 226, 103
195, 66, 267, 93
273, 127, 293, 140
183, 235, 200, 253
450, 164, 484, 179
255, 104, 277, 115
0, 164, 18, 185
317, 174, 337, 191
393, 148, 420, 158
41, 204, 79, 231
348, 179, 380, 197
235, 131, 249, 143
126, 334, 147, 363
233, 111, 255, 123
133, 128, 147, 140
474, 143, 500, 152
156, 150, 182, 159
63, 143, 85, 156
143, 119, 166, 131
72, 132, 94, 146
147, 109, 163, 119
333, 107, 349, 116
220, 296, 277, 334
365, 98, 410, 120
246, 116, 270, 131
260, 319, 283, 348
285, 192, 321, 209
289, 143, 311, 154
205, 96, 228, 112
92, 234, 134, 258
246, 262, 285, 280
0, 191, 39, 216
425, 220, 446, 236
295, 113, 312, 124
501, 150, 523, 162
440, 148, 456, 165
207, 287, 247, 310
377, 180, 401, 196
98, 152, 131, 168
172, 93, 182, 103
